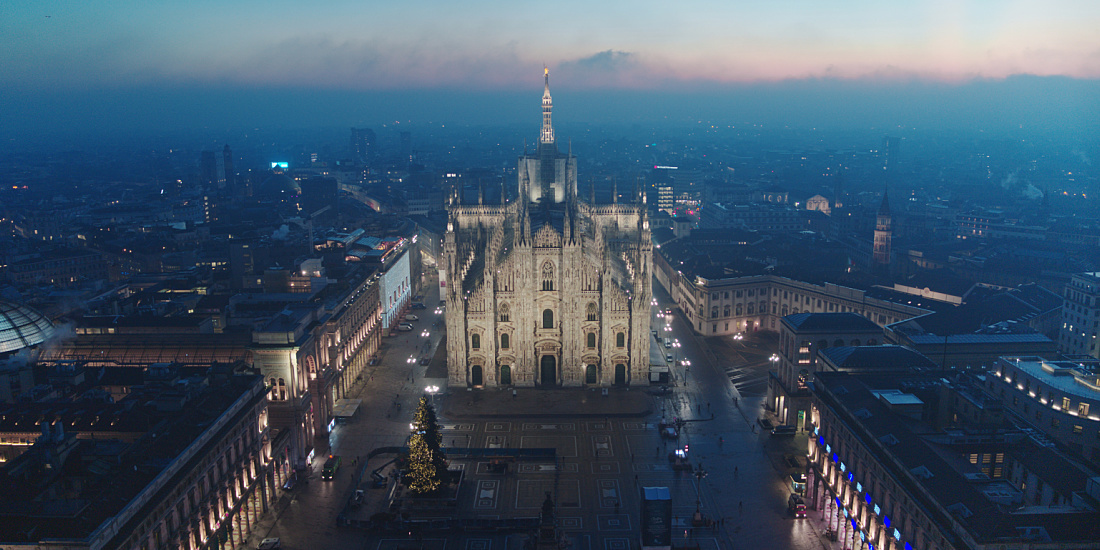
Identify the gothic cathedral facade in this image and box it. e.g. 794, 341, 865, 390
443, 70, 653, 389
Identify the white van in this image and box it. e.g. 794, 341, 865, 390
664, 338, 672, 349
405, 314, 419, 322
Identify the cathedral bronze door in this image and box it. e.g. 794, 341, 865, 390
614, 364, 626, 386
585, 364, 597, 384
471, 365, 483, 386
540, 355, 556, 386
500, 365, 512, 386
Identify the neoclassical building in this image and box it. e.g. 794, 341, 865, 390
444, 70, 652, 388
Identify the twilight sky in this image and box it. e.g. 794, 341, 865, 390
3, 0, 1099, 138
6, 0, 1099, 89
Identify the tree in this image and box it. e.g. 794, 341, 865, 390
406, 397, 447, 494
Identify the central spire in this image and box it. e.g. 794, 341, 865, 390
540, 67, 554, 145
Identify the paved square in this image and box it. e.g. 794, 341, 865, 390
519, 435, 578, 457
559, 517, 583, 530
377, 539, 447, 550
485, 422, 511, 432
591, 434, 613, 457
474, 479, 499, 509
596, 479, 622, 507
596, 515, 632, 531
516, 479, 581, 508
517, 462, 578, 474
465, 540, 490, 550
590, 461, 620, 474
522, 422, 575, 431
484, 435, 507, 448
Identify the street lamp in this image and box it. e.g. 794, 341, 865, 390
424, 385, 439, 405
769, 353, 780, 365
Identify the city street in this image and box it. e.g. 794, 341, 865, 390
247, 276, 841, 550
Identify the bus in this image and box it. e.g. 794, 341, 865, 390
321, 455, 341, 480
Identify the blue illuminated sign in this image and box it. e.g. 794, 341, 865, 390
874, 504, 881, 516
847, 472, 853, 482
865, 493, 873, 504
884, 516, 890, 528
856, 482, 863, 492
894, 528, 901, 540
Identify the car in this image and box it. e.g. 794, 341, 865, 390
258, 538, 281, 550
419, 357, 430, 365
664, 338, 672, 349
405, 314, 419, 321
788, 494, 807, 518
282, 474, 296, 490
771, 425, 798, 436
413, 295, 424, 302
396, 325, 413, 332
368, 357, 380, 366
411, 302, 427, 309
666, 354, 674, 363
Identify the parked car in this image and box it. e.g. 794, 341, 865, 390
771, 425, 798, 436
368, 357, 380, 366
405, 314, 419, 321
666, 354, 674, 363
411, 302, 427, 309
419, 357, 430, 365
664, 338, 672, 349
396, 325, 413, 332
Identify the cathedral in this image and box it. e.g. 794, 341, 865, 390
443, 70, 653, 388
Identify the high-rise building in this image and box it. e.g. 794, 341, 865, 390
222, 144, 236, 196
350, 127, 376, 165
1060, 272, 1100, 358
443, 69, 652, 388
873, 187, 892, 270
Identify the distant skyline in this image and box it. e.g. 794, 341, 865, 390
5, 0, 1099, 91
3, 1, 1099, 141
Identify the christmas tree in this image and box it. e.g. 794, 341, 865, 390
406, 396, 447, 494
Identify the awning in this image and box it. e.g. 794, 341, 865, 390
332, 398, 362, 417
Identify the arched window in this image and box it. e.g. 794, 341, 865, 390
277, 378, 287, 401
724, 306, 731, 317
543, 309, 554, 329
587, 332, 596, 348
471, 333, 481, 349
269, 378, 278, 401
541, 262, 554, 291
850, 339, 861, 347
586, 302, 598, 322
834, 339, 845, 347
500, 333, 510, 349
499, 303, 510, 322
616, 332, 625, 348
747, 303, 755, 315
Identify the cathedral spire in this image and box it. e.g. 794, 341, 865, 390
540, 67, 555, 146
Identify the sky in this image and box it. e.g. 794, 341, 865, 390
3, 0, 1099, 138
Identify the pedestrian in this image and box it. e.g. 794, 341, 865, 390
738, 501, 743, 514
734, 466, 739, 477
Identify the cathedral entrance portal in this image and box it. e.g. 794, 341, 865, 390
540, 355, 557, 386
471, 365, 483, 387
500, 365, 512, 386
614, 364, 627, 386
585, 364, 597, 385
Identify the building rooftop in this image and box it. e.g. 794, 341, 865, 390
0, 369, 264, 547
999, 357, 1100, 406
783, 312, 882, 333
819, 345, 937, 372
814, 371, 1100, 546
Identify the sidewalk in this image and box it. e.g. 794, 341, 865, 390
438, 385, 654, 418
